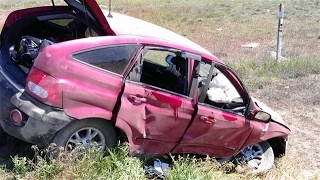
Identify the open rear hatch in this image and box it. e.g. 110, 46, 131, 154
0, 0, 114, 86
65, 0, 115, 35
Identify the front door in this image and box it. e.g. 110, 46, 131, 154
172, 61, 252, 158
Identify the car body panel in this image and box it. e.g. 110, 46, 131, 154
2, 0, 115, 36
117, 81, 195, 154
173, 104, 252, 158
33, 38, 126, 121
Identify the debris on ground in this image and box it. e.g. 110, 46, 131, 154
144, 160, 170, 179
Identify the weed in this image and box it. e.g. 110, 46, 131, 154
12, 156, 29, 176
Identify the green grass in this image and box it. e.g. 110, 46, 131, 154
5, 144, 273, 180
7, 144, 313, 180
4, 144, 234, 179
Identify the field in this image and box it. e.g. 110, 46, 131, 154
0, 0, 319, 179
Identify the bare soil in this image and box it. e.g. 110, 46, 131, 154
254, 74, 320, 178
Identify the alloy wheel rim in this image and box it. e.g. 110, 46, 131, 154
66, 127, 106, 152
238, 144, 264, 169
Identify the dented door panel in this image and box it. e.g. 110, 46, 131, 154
173, 104, 252, 157
117, 81, 194, 154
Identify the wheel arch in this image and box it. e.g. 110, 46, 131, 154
114, 117, 141, 154
74, 117, 127, 144
267, 136, 287, 157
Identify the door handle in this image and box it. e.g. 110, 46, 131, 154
128, 94, 147, 103
200, 116, 216, 124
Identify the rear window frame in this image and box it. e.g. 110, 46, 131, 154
71, 44, 141, 75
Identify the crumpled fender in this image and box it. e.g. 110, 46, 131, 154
251, 97, 290, 140
251, 97, 287, 126
239, 98, 290, 157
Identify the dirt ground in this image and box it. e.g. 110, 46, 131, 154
253, 74, 320, 178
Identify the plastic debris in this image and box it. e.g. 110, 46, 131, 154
144, 161, 170, 179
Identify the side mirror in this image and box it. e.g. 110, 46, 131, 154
249, 110, 271, 122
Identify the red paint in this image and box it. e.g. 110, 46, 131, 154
172, 105, 179, 119
151, 91, 182, 119
85, 0, 115, 35
151, 91, 182, 107
222, 112, 238, 122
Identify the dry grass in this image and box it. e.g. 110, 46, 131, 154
100, 0, 320, 63
0, 0, 320, 179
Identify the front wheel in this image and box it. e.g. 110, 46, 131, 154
48, 119, 117, 158
234, 141, 274, 173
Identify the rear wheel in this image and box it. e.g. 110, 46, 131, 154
48, 119, 117, 158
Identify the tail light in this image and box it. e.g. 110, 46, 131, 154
26, 67, 62, 108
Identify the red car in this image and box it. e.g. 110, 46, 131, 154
0, 0, 290, 172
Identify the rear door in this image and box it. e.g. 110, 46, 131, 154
117, 47, 201, 155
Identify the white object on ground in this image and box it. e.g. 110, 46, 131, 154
241, 42, 260, 48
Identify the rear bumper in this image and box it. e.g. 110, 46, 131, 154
0, 65, 72, 147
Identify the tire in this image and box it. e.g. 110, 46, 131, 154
48, 119, 117, 158
235, 141, 274, 173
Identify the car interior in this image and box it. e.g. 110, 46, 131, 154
1, 10, 102, 85
140, 55, 187, 95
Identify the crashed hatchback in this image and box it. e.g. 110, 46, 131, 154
0, 0, 290, 172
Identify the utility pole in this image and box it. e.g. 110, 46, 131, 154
276, 4, 284, 61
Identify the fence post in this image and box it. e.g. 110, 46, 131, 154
276, 4, 284, 61
108, 0, 113, 18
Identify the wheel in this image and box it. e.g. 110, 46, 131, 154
234, 141, 274, 173
48, 119, 117, 158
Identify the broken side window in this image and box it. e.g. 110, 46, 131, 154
129, 48, 188, 95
